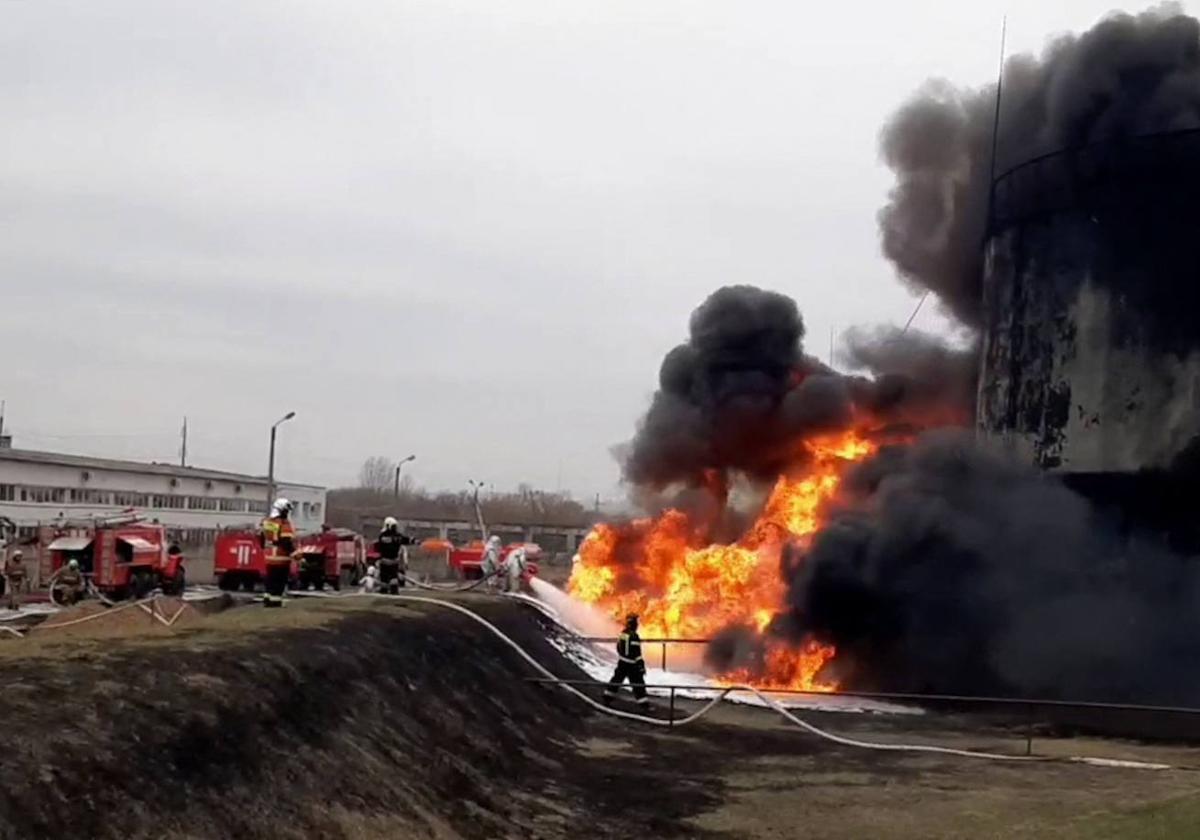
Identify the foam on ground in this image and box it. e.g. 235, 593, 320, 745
530, 581, 920, 716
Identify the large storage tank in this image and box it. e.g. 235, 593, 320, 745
978, 130, 1200, 546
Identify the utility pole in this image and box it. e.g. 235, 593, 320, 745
180, 417, 188, 467
468, 479, 487, 540
394, 454, 416, 498
266, 411, 296, 509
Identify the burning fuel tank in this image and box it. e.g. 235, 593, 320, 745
978, 130, 1200, 546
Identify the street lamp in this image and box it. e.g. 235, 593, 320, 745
267, 411, 296, 510
394, 454, 416, 498
467, 478, 487, 540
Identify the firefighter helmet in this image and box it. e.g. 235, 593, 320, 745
272, 498, 293, 517
383, 516, 399, 530
68, 559, 80, 570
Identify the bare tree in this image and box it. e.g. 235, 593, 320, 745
358, 456, 396, 492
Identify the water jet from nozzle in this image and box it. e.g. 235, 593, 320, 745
529, 577, 619, 637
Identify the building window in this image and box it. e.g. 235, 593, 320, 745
0, 484, 13, 502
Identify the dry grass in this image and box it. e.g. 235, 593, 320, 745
680, 724, 1200, 840
6, 595, 1200, 839
0, 594, 420, 660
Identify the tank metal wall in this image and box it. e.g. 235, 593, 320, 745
979, 134, 1200, 474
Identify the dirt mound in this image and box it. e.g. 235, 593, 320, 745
0, 598, 722, 840
26, 595, 222, 639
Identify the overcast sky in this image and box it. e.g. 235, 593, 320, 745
1, 0, 1182, 498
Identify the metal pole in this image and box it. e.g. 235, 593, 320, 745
661, 642, 667, 673
266, 411, 295, 511
1025, 703, 1034, 756
267, 425, 277, 511
394, 455, 416, 499
669, 687, 676, 728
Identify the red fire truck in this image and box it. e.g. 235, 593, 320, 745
449, 540, 541, 584
42, 513, 185, 600
296, 528, 366, 590
215, 527, 366, 592
213, 530, 277, 592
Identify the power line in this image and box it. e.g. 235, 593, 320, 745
901, 292, 929, 334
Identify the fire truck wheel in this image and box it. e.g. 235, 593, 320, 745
241, 578, 256, 593
163, 570, 185, 596
217, 574, 237, 592
130, 570, 154, 600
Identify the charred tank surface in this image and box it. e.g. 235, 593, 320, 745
979, 130, 1200, 547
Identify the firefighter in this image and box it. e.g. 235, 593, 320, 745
480, 535, 502, 588
500, 545, 528, 593
3, 550, 26, 611
260, 498, 297, 608
374, 517, 414, 594
603, 613, 650, 709
54, 558, 84, 606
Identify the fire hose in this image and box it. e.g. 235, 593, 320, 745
371, 593, 1171, 769
396, 569, 501, 592
4, 584, 190, 637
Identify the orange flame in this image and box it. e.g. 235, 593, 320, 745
568, 431, 875, 691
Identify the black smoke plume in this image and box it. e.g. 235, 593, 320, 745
622, 286, 972, 491
879, 4, 1200, 326
624, 285, 837, 489
786, 431, 1200, 704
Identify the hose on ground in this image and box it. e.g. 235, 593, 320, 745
396, 569, 500, 592
370, 593, 1170, 769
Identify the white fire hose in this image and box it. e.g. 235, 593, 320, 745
0, 583, 1172, 769
369, 592, 1171, 770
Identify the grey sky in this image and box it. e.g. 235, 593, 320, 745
1, 0, 1177, 498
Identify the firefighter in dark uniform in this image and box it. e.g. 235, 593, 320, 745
260, 498, 297, 607
604, 613, 650, 708
374, 516, 415, 594
3, 550, 27, 611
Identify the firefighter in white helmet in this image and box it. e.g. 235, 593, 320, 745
260, 498, 297, 607
480, 535, 502, 588
374, 516, 415, 594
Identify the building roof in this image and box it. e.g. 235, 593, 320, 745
0, 447, 324, 491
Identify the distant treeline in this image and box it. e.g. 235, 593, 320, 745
327, 457, 600, 530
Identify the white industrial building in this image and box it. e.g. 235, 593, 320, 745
0, 447, 326, 543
